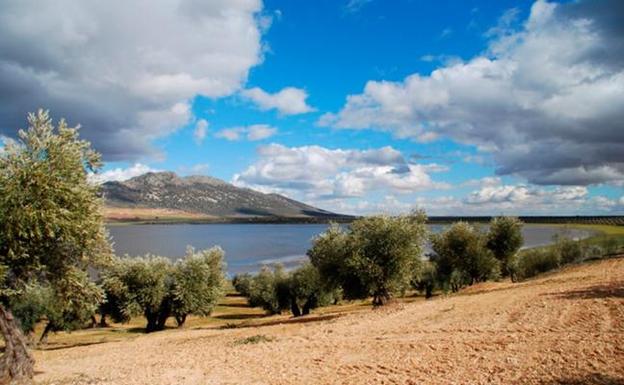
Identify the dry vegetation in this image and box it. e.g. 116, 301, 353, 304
103, 207, 216, 222
35, 257, 624, 385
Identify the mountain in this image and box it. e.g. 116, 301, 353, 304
101, 172, 344, 220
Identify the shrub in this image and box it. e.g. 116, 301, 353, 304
411, 261, 437, 299
431, 222, 500, 291
309, 213, 428, 306
232, 273, 253, 297
486, 217, 523, 276
510, 248, 560, 281
554, 235, 584, 264
246, 265, 289, 314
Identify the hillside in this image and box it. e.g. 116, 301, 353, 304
35, 258, 624, 385
101, 172, 344, 221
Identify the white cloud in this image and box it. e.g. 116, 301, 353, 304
215, 124, 277, 141
321, 0, 624, 186
247, 124, 278, 140
242, 87, 315, 115
90, 163, 159, 184
232, 144, 448, 199
193, 119, 208, 144
0, 0, 266, 160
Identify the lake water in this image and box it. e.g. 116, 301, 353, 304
107, 223, 592, 274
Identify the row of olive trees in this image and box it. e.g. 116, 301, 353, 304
99, 247, 225, 332
427, 217, 524, 292
234, 215, 525, 314
234, 213, 429, 312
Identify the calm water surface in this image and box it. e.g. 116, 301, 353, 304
107, 224, 592, 274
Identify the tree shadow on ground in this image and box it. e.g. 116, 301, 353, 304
545, 282, 624, 300
550, 373, 624, 385
213, 313, 266, 321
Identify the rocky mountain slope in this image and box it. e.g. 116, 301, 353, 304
101, 172, 341, 219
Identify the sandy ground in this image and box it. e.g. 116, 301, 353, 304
36, 258, 624, 385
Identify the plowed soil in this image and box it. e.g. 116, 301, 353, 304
36, 258, 624, 385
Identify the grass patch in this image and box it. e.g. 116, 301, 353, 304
234, 334, 274, 345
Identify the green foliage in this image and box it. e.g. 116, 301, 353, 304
309, 213, 428, 306
232, 273, 253, 297
486, 217, 523, 276
171, 247, 226, 324
509, 248, 560, 281
10, 284, 52, 334
0, 110, 112, 299
239, 263, 336, 317
101, 248, 225, 332
0, 109, 111, 351
288, 263, 336, 316
554, 235, 584, 264
246, 265, 289, 314
430, 222, 500, 291
234, 334, 274, 345
411, 261, 437, 299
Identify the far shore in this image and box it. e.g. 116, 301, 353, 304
104, 207, 624, 227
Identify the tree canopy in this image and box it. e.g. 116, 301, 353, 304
0, 110, 111, 382
309, 213, 428, 306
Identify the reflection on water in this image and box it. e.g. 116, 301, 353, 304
107, 223, 592, 274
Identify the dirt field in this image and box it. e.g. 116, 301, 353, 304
35, 258, 624, 385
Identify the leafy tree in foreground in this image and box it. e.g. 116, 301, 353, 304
486, 217, 524, 276
0, 110, 112, 382
431, 222, 499, 291
309, 213, 428, 306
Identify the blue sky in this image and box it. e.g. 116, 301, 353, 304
1, 0, 622, 215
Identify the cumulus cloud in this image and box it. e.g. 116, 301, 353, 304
193, 119, 208, 144
241, 87, 315, 115
215, 124, 277, 141
232, 143, 448, 199
0, 0, 266, 160
90, 163, 159, 184
320, 0, 624, 186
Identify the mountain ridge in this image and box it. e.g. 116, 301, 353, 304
101, 171, 345, 220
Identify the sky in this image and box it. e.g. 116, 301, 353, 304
0, 0, 623, 215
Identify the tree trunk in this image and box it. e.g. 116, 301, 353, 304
175, 314, 187, 327
290, 299, 301, 317
425, 284, 433, 299
38, 322, 53, 345
0, 304, 34, 385
99, 312, 108, 328
301, 302, 311, 316
145, 311, 159, 333
372, 289, 390, 307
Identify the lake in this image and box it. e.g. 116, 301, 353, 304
107, 223, 592, 274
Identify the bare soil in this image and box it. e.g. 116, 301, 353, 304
35, 258, 624, 385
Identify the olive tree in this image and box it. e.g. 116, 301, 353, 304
486, 217, 523, 276
0, 110, 111, 382
431, 222, 499, 291
101, 247, 225, 332
170, 247, 225, 326
246, 265, 289, 314
232, 273, 253, 297
309, 213, 428, 306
